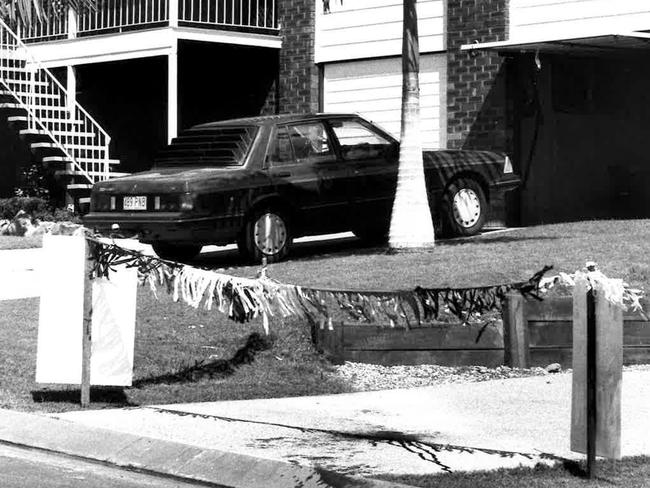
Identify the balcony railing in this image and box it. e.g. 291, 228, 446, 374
19, 0, 278, 43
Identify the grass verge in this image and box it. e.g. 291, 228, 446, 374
378, 456, 650, 488
0, 235, 42, 250
0, 291, 349, 413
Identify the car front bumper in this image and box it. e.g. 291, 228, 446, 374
83, 212, 243, 246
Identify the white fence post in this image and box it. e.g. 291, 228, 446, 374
169, 0, 179, 27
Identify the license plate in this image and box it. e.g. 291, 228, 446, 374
123, 196, 147, 211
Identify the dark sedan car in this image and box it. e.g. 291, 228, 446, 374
84, 114, 520, 262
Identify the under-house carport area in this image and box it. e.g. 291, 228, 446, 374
74, 41, 278, 175
465, 33, 650, 225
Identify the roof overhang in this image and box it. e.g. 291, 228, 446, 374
461, 32, 650, 56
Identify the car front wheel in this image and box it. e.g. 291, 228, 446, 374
152, 243, 202, 262
239, 208, 291, 263
443, 178, 487, 237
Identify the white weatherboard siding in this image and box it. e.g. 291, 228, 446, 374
511, 0, 650, 40
315, 0, 445, 63
323, 55, 447, 149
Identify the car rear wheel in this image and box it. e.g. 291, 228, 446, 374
152, 243, 202, 262
443, 178, 487, 237
239, 208, 291, 263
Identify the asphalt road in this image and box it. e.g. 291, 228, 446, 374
0, 444, 207, 488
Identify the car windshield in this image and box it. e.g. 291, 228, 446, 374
154, 126, 258, 167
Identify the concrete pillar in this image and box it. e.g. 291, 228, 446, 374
167, 41, 178, 144
67, 65, 77, 117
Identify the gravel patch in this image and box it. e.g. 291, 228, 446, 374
331, 362, 650, 392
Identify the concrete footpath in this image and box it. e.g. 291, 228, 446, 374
0, 371, 648, 487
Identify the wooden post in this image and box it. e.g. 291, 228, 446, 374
571, 278, 623, 468
586, 289, 597, 478
503, 292, 529, 368
316, 320, 345, 365
80, 239, 93, 408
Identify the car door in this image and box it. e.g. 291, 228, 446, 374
328, 117, 398, 232
265, 121, 351, 235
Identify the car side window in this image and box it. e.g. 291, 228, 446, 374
330, 119, 394, 160
267, 126, 296, 167
287, 122, 335, 164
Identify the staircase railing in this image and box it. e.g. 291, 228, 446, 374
0, 18, 110, 184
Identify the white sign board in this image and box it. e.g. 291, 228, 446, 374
36, 235, 137, 386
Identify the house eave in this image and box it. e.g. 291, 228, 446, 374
25, 26, 281, 68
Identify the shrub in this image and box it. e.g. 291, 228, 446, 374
0, 197, 80, 223
0, 197, 50, 220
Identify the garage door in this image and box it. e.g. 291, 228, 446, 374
322, 54, 447, 149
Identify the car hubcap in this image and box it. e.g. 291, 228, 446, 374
253, 213, 287, 255
452, 189, 481, 228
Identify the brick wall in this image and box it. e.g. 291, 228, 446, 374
263, 0, 319, 115
446, 0, 510, 151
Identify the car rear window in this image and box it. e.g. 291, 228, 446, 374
155, 126, 258, 167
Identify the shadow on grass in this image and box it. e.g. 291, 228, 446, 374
31, 387, 132, 407
440, 234, 561, 247
561, 459, 589, 478
133, 332, 274, 388
193, 232, 562, 270
194, 236, 367, 268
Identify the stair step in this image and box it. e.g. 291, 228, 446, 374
56, 169, 127, 178
8, 115, 84, 126
20, 128, 95, 138
0, 102, 25, 111
0, 102, 69, 112
67, 183, 94, 190
32, 142, 104, 151
0, 66, 27, 73
3, 79, 49, 88
74, 157, 121, 165
1, 89, 61, 100
43, 155, 120, 165
56, 168, 127, 175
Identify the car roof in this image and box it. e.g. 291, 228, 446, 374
192, 113, 362, 129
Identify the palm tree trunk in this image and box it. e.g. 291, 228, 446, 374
388, 0, 435, 250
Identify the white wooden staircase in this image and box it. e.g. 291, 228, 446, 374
0, 18, 126, 209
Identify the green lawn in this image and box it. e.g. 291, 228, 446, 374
0, 235, 42, 250
1, 293, 349, 413
208, 219, 650, 292
0, 219, 648, 413
378, 456, 650, 488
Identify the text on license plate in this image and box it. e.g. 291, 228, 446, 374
123, 196, 147, 210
